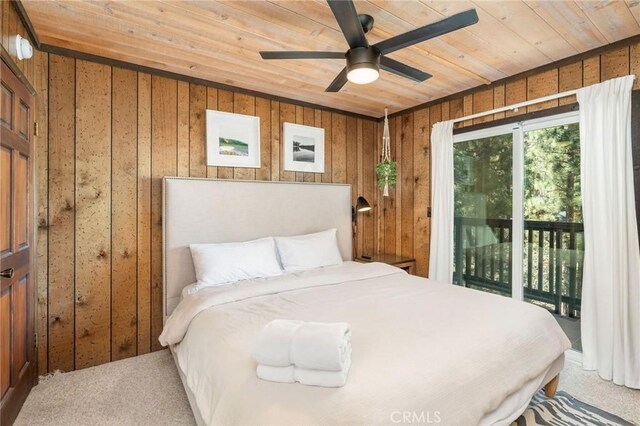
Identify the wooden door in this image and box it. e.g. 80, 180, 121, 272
0, 58, 36, 425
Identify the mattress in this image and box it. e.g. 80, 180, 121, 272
162, 262, 571, 425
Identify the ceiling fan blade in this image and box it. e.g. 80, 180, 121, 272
327, 0, 369, 49
374, 9, 479, 55
260, 51, 345, 60
380, 56, 432, 82
325, 68, 349, 92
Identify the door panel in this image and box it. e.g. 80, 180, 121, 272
0, 83, 12, 129
17, 101, 29, 142
0, 58, 35, 426
15, 156, 28, 248
1, 288, 10, 399
0, 148, 10, 254
13, 278, 27, 375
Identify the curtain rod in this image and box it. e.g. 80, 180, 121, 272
448, 75, 637, 125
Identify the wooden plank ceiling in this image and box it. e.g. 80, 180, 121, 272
22, 0, 640, 117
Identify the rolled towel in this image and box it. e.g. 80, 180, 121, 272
256, 358, 351, 388
256, 364, 295, 383
290, 322, 351, 372
295, 356, 351, 388
252, 319, 303, 367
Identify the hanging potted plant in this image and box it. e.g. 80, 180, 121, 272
376, 108, 397, 197
376, 159, 397, 197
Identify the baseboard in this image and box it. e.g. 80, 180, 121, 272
565, 349, 582, 366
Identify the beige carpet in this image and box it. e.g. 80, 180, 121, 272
16, 350, 639, 426
16, 350, 195, 426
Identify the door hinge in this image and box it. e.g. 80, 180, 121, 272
34, 332, 38, 348
34, 122, 39, 136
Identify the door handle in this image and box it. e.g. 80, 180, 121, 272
0, 268, 14, 278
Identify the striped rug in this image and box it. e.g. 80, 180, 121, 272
512, 391, 635, 426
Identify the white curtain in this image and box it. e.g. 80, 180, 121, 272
428, 121, 454, 283
577, 75, 640, 389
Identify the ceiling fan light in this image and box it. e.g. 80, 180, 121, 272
345, 46, 381, 85
347, 66, 379, 84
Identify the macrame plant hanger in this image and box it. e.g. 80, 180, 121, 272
381, 108, 392, 197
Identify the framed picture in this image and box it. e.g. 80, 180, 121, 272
206, 110, 260, 168
283, 122, 325, 173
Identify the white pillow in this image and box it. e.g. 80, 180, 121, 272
274, 229, 343, 272
189, 237, 282, 289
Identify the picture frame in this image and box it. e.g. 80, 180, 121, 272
283, 122, 325, 173
206, 110, 260, 168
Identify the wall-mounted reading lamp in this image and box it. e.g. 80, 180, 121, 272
352, 196, 372, 222
352, 196, 371, 259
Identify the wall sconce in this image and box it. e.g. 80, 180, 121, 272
352, 196, 371, 224
14, 35, 33, 60
352, 196, 371, 259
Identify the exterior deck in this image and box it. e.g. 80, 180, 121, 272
453, 217, 584, 318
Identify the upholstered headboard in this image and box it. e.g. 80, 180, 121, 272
162, 177, 352, 319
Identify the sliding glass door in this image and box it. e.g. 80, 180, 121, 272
522, 116, 583, 350
453, 112, 583, 350
453, 128, 514, 295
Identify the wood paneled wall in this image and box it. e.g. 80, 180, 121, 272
34, 53, 380, 373
14, 0, 639, 373
377, 39, 640, 279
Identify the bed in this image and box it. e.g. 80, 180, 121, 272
160, 177, 571, 426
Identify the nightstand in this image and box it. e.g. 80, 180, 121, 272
355, 254, 416, 275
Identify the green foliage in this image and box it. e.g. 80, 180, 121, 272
454, 134, 513, 219
376, 160, 397, 190
453, 123, 582, 223
524, 124, 582, 222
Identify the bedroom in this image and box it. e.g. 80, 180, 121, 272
0, 0, 639, 424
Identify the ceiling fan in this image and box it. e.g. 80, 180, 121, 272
260, 1, 479, 92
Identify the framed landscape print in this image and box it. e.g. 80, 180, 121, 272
206, 110, 260, 168
283, 122, 325, 173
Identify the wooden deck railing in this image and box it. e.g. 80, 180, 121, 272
452, 217, 584, 318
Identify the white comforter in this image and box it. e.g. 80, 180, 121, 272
161, 262, 571, 426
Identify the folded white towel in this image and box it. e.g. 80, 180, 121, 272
295, 356, 351, 387
256, 364, 295, 383
252, 320, 303, 367
256, 357, 351, 388
290, 322, 351, 372
252, 320, 351, 372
